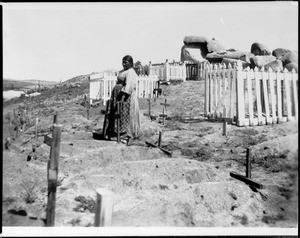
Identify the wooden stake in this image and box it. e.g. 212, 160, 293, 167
46, 123, 62, 227
53, 112, 58, 124
148, 94, 151, 116
117, 102, 120, 143
223, 121, 227, 136
94, 188, 114, 227
158, 131, 162, 147
246, 148, 251, 179
162, 107, 165, 125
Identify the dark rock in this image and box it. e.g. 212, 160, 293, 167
250, 55, 276, 68
284, 62, 298, 73
251, 42, 271, 56
183, 35, 208, 45
221, 58, 251, 68
7, 209, 27, 216
272, 48, 290, 60
281, 51, 298, 66
206, 51, 254, 64
264, 60, 283, 72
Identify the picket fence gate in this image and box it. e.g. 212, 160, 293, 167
89, 73, 158, 105
205, 62, 298, 126
185, 62, 207, 81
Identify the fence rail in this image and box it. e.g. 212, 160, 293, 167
205, 62, 298, 126
89, 73, 158, 105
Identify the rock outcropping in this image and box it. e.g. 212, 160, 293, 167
181, 36, 298, 72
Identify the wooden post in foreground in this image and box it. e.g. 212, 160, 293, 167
246, 148, 251, 179
46, 114, 62, 227
94, 188, 114, 227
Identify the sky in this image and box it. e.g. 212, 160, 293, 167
2, 1, 298, 82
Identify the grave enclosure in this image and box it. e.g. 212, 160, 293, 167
89, 60, 298, 128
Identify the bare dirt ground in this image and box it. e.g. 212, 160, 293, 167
2, 80, 298, 230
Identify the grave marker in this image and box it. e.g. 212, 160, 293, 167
44, 114, 62, 227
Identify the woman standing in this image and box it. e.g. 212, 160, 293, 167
106, 55, 141, 145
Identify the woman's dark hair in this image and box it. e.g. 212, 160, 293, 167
122, 55, 134, 67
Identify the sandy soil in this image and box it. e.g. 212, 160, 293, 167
2, 80, 298, 230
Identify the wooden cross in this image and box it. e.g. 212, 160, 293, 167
160, 99, 170, 113
145, 130, 172, 157
159, 99, 170, 125
230, 148, 263, 189
43, 113, 62, 227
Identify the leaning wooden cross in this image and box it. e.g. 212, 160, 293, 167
230, 148, 263, 189
145, 130, 172, 157
43, 113, 62, 227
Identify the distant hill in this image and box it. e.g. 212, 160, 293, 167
62, 69, 119, 85
3, 78, 57, 91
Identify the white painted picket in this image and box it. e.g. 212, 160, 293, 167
205, 62, 298, 126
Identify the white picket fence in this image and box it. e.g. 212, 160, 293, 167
205, 62, 298, 126
149, 59, 186, 81
89, 73, 158, 105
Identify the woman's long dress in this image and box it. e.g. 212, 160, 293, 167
118, 68, 141, 139
107, 68, 141, 139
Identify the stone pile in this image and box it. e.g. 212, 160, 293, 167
181, 35, 298, 72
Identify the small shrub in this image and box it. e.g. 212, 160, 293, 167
73, 195, 96, 213
20, 180, 38, 203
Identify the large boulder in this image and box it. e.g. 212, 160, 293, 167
264, 60, 283, 72
272, 48, 291, 60
207, 38, 226, 53
206, 50, 254, 64
221, 58, 251, 68
281, 51, 298, 66
249, 55, 276, 68
250, 42, 271, 56
180, 45, 207, 63
284, 62, 298, 73
183, 35, 208, 45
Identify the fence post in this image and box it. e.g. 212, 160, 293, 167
236, 61, 245, 126
291, 69, 298, 120
254, 67, 263, 125
283, 68, 292, 121
46, 120, 62, 226
94, 188, 114, 227
165, 59, 170, 82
